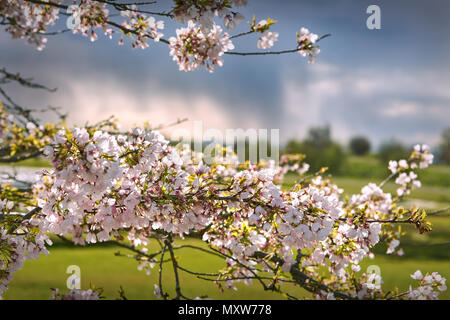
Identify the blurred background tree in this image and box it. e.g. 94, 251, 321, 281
349, 136, 371, 156
377, 139, 410, 164
285, 125, 345, 174
438, 128, 450, 164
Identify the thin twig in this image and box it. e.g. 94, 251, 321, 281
225, 34, 331, 56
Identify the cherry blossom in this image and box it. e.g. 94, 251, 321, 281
173, 0, 247, 34
67, 0, 111, 42
119, 5, 164, 49
0, 2, 447, 300
257, 31, 279, 49
0, 119, 446, 300
169, 21, 234, 72
297, 27, 321, 63
0, 1, 329, 71
0, 208, 51, 298
407, 271, 447, 300
0, 0, 60, 50
50, 288, 100, 300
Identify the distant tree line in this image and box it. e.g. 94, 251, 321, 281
284, 126, 450, 174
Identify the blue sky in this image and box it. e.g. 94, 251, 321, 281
1, 0, 449, 148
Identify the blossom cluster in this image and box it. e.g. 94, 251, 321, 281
119, 5, 164, 49
257, 31, 279, 49
0, 205, 51, 298
0, 1, 328, 72
407, 270, 447, 300
252, 19, 279, 49
169, 21, 234, 72
172, 0, 247, 33
67, 0, 111, 42
50, 288, 100, 300
272, 154, 310, 182
0, 105, 59, 161
25, 124, 445, 299
0, 104, 13, 143
0, 0, 61, 50
297, 27, 320, 63
35, 126, 213, 244
0, 118, 446, 300
389, 144, 434, 197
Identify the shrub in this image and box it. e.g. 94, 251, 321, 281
349, 136, 371, 156
285, 126, 345, 174
377, 140, 410, 164
438, 128, 450, 164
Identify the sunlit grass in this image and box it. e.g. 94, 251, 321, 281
3, 160, 450, 300
4, 212, 450, 300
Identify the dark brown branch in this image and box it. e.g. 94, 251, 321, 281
366, 218, 412, 224
427, 206, 450, 216
173, 244, 226, 260
158, 242, 167, 300
109, 240, 163, 259
289, 262, 356, 300
225, 34, 330, 56
0, 68, 56, 92
225, 48, 300, 56
400, 241, 450, 247
252, 250, 355, 300
177, 265, 221, 277
105, 20, 170, 44
378, 172, 396, 188
0, 150, 43, 163
229, 30, 255, 39
165, 238, 182, 300
208, 247, 269, 291
96, 0, 173, 17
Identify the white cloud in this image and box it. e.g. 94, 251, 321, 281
48, 75, 267, 142
381, 101, 421, 117
279, 64, 450, 146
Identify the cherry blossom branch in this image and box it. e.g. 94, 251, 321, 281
24, 0, 67, 10
224, 34, 330, 56
0, 150, 43, 163
151, 117, 188, 131
0, 68, 56, 92
289, 263, 356, 300
158, 242, 168, 300
366, 218, 412, 224
166, 238, 183, 299
378, 171, 396, 188
173, 244, 227, 260
110, 240, 164, 259
95, 0, 173, 17
208, 247, 272, 291
177, 265, 221, 277
427, 206, 450, 216
229, 30, 255, 39
7, 1, 329, 69
105, 20, 170, 44
252, 250, 356, 300
0, 206, 41, 222
225, 48, 304, 56
400, 241, 450, 247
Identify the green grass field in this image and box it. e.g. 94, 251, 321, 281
4, 219, 450, 300
3, 156, 450, 300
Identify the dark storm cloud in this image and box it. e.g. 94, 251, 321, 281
0, 0, 449, 146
